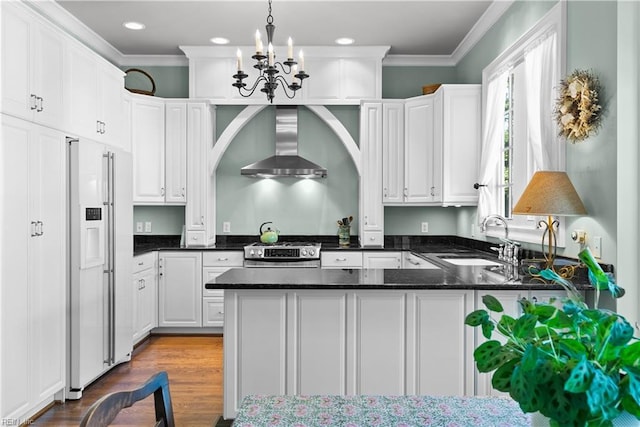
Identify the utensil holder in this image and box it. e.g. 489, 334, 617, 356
338, 225, 351, 247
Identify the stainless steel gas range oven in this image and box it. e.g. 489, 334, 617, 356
243, 242, 321, 268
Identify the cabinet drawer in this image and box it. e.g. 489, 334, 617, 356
203, 297, 224, 327
321, 251, 363, 269
186, 230, 206, 246
202, 251, 243, 267
133, 252, 156, 274
401, 252, 440, 269
361, 231, 383, 247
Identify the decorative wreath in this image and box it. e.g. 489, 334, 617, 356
555, 69, 603, 143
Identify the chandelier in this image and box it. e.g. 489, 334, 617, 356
232, 0, 309, 103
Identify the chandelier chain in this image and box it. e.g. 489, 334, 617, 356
267, 0, 273, 26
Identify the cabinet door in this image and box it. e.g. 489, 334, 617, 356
440, 86, 481, 205
185, 103, 211, 235
359, 103, 383, 238
132, 97, 165, 203
362, 252, 401, 269
158, 252, 202, 327
32, 20, 65, 129
1, 117, 32, 418
410, 290, 474, 396
137, 268, 158, 337
66, 41, 100, 139
30, 126, 66, 401
352, 292, 407, 394
164, 103, 187, 204
320, 251, 362, 269
404, 96, 435, 203
1, 4, 65, 129
97, 66, 125, 146
382, 102, 404, 204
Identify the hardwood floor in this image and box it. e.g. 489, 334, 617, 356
32, 335, 223, 427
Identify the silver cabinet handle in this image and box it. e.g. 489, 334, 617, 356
36, 96, 43, 112
336, 258, 347, 262
96, 120, 101, 133
37, 221, 43, 236
160, 187, 165, 196
30, 94, 38, 110
406, 257, 420, 265
30, 221, 37, 237
201, 216, 205, 225
218, 257, 229, 261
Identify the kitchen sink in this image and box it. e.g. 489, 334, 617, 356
441, 258, 502, 266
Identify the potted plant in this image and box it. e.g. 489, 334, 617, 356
465, 247, 640, 426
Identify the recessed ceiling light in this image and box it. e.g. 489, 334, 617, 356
335, 37, 355, 46
210, 37, 230, 45
123, 21, 145, 30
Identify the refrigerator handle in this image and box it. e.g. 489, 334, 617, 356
103, 151, 116, 365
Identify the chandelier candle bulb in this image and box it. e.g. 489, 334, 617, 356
292, 65, 299, 85
299, 50, 305, 71
287, 37, 293, 60
268, 43, 274, 66
236, 49, 243, 71
255, 30, 262, 54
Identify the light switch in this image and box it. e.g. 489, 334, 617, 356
144, 221, 152, 233
136, 222, 143, 233
421, 222, 429, 233
223, 222, 231, 233
592, 236, 602, 258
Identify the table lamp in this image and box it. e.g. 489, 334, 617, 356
512, 171, 587, 272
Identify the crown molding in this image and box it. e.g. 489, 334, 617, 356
25, 0, 513, 69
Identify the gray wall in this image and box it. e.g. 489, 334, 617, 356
131, 1, 620, 265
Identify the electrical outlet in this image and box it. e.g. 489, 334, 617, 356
421, 222, 429, 233
592, 236, 602, 258
144, 221, 152, 233
223, 221, 231, 233
136, 222, 143, 233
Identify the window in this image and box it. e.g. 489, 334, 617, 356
478, 2, 566, 245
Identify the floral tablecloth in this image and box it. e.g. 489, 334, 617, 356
231, 395, 531, 426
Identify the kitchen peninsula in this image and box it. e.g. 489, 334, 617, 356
207, 256, 596, 419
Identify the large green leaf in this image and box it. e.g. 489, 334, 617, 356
626, 371, 640, 406
565, 356, 594, 393
497, 314, 516, 335
482, 294, 504, 312
474, 340, 514, 373
587, 370, 619, 410
481, 321, 495, 340
465, 309, 489, 327
621, 394, 640, 419
510, 365, 538, 412
513, 313, 538, 340
519, 298, 535, 314
621, 342, 640, 367
534, 304, 558, 322
534, 358, 555, 385
609, 317, 634, 346
491, 358, 519, 392
558, 339, 587, 360
545, 309, 574, 329
540, 374, 580, 425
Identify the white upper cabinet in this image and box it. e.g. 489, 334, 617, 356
435, 85, 481, 205
404, 96, 438, 203
180, 46, 388, 105
65, 38, 125, 146
131, 95, 166, 204
381, 85, 481, 206
1, 2, 65, 129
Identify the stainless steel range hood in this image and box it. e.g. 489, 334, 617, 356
241, 106, 327, 178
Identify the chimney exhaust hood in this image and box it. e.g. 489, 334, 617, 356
241, 106, 327, 178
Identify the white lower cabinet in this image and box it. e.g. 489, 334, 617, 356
158, 251, 202, 327
401, 252, 440, 269
320, 251, 363, 269
133, 252, 158, 344
362, 251, 401, 269
202, 251, 243, 327
223, 289, 474, 419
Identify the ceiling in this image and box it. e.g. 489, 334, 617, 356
51, 0, 510, 65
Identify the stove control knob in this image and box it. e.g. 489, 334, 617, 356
257, 250, 263, 256
308, 248, 315, 256
301, 249, 308, 256
249, 250, 255, 256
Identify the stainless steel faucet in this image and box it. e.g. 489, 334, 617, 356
481, 214, 509, 240
482, 214, 520, 265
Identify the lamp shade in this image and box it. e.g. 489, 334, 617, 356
512, 171, 587, 216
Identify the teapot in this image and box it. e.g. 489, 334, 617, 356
259, 222, 279, 244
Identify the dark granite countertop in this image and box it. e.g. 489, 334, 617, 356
205, 247, 595, 291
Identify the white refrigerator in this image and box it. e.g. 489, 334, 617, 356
67, 138, 133, 399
